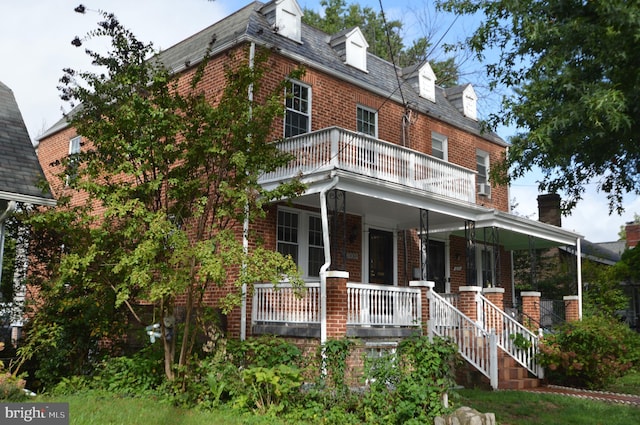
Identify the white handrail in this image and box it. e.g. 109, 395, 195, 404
477, 293, 542, 378
429, 290, 498, 389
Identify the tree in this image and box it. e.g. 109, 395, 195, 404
304, 0, 459, 86
22, 8, 304, 384
438, 0, 640, 212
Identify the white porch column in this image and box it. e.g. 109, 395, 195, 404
576, 237, 583, 320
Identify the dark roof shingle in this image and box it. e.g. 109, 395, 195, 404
0, 81, 55, 205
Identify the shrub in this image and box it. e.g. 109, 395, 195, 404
363, 336, 459, 424
92, 346, 164, 395
0, 371, 27, 401
538, 315, 640, 389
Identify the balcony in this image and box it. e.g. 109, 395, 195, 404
259, 127, 477, 203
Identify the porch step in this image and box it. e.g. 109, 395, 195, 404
497, 354, 540, 390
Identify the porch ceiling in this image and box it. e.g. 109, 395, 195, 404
287, 171, 581, 251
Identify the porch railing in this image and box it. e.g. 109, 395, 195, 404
477, 293, 543, 378
429, 290, 498, 389
252, 282, 320, 324
259, 127, 477, 203
346, 283, 422, 327
252, 282, 421, 328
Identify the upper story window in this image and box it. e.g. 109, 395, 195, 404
69, 136, 81, 155
277, 208, 324, 278
285, 81, 310, 137
431, 132, 448, 161
357, 105, 377, 137
476, 150, 490, 197
66, 136, 82, 185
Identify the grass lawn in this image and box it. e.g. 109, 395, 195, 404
42, 393, 290, 425
458, 388, 639, 425
35, 372, 640, 424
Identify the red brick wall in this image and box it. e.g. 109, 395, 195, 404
36, 42, 511, 337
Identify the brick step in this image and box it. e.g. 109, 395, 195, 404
499, 377, 540, 390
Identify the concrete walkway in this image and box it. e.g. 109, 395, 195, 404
523, 385, 640, 406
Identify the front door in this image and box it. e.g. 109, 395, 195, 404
428, 240, 446, 293
369, 229, 393, 284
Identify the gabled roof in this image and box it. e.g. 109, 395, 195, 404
40, 0, 505, 146
0, 81, 55, 206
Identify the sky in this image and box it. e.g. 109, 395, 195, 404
1, 0, 638, 243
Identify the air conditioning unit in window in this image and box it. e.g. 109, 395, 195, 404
478, 183, 491, 196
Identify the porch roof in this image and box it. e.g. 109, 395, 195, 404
287, 171, 580, 251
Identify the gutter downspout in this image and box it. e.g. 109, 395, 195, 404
0, 201, 18, 287
319, 175, 339, 345
240, 42, 256, 341
576, 237, 583, 320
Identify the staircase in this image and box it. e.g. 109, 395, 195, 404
497, 350, 540, 389
429, 290, 542, 390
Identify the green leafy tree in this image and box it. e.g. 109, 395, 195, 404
304, 0, 459, 86
22, 9, 304, 383
438, 0, 640, 212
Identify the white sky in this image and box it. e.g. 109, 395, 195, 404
1, 0, 637, 243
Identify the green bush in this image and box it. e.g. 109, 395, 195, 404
538, 315, 640, 389
92, 346, 164, 395
0, 371, 27, 401
363, 336, 459, 424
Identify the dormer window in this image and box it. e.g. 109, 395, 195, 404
261, 0, 303, 43
463, 85, 478, 121
330, 27, 369, 72
419, 63, 436, 102
445, 84, 478, 121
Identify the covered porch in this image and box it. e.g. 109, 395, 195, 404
251, 126, 583, 341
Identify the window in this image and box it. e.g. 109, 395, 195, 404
285, 81, 310, 137
476, 150, 490, 196
478, 246, 495, 288
66, 136, 82, 185
357, 106, 377, 137
277, 208, 324, 277
431, 132, 448, 161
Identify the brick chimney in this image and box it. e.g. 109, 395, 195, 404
626, 222, 640, 249
537, 194, 562, 227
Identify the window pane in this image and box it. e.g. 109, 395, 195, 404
357, 106, 376, 137
285, 82, 310, 137
277, 211, 299, 264
432, 132, 447, 160
307, 216, 324, 277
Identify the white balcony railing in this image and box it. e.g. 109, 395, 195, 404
251, 282, 421, 328
259, 127, 477, 203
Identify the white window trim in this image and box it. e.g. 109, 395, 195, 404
356, 105, 378, 138
476, 149, 491, 197
284, 80, 311, 137
431, 131, 448, 161
69, 136, 81, 155
277, 206, 323, 279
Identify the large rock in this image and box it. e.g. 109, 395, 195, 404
435, 406, 496, 425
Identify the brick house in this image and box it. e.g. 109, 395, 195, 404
36, 0, 583, 389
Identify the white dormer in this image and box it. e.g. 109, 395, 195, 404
462, 84, 478, 120
330, 27, 369, 72
445, 84, 478, 121
403, 62, 437, 102
418, 63, 437, 102
261, 0, 304, 43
